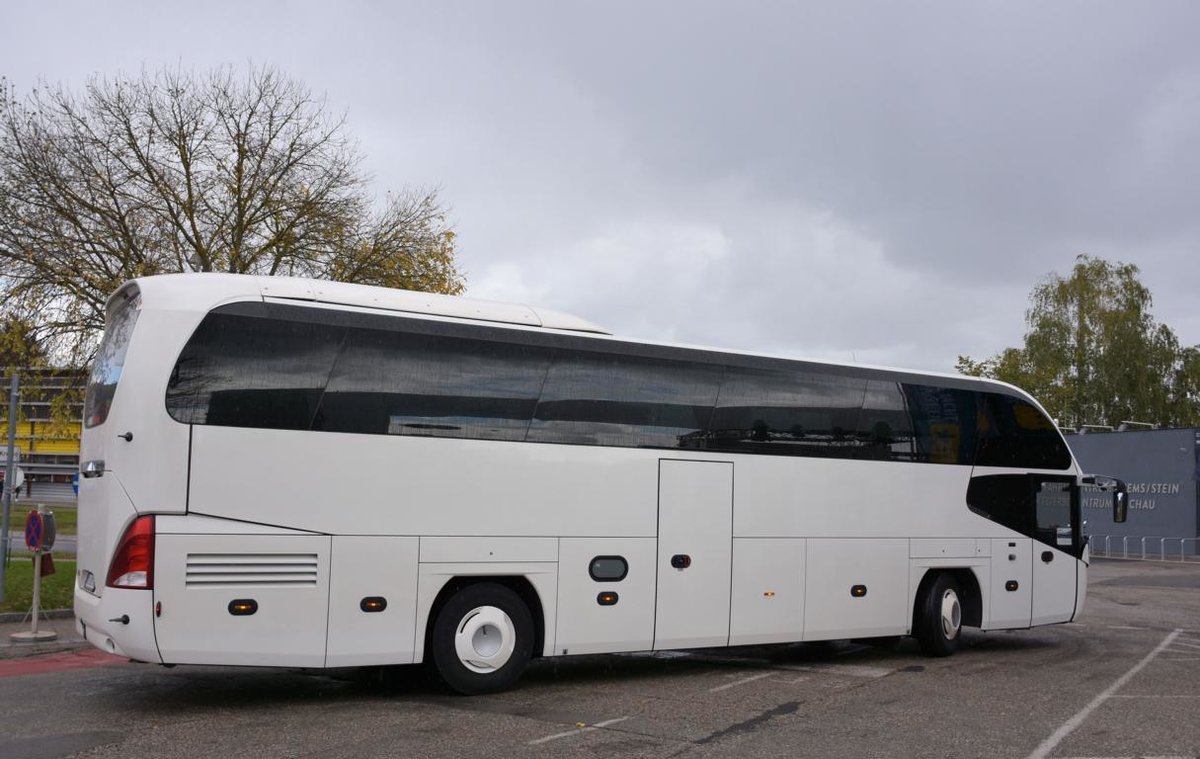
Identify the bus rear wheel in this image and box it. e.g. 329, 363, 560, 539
430, 582, 534, 695
915, 573, 962, 657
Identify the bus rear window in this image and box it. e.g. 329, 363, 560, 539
85, 290, 142, 428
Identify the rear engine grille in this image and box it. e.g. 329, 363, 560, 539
185, 553, 319, 587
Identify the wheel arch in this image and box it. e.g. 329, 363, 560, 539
913, 567, 983, 630
422, 575, 547, 664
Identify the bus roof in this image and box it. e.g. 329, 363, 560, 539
113, 272, 1037, 402
113, 272, 611, 335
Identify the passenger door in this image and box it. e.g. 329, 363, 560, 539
1031, 478, 1079, 625
654, 460, 733, 650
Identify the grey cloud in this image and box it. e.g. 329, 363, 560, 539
3, 0, 1199, 373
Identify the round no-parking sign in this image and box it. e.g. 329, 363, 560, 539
24, 510, 43, 551
24, 510, 55, 552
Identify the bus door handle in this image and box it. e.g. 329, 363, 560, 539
670, 554, 692, 570
1041, 551, 1054, 563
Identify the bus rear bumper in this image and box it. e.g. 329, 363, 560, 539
74, 585, 161, 663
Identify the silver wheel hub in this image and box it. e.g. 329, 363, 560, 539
939, 589, 962, 640
455, 605, 517, 674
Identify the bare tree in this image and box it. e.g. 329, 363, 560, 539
0, 66, 463, 361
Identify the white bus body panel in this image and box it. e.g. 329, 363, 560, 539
803, 539, 910, 640
75, 472, 140, 601
94, 307, 194, 515
153, 532, 331, 667
419, 536, 557, 563
1032, 545, 1077, 626
73, 473, 160, 662
326, 536, 420, 667
555, 538, 656, 655
734, 457, 981, 538
188, 426, 658, 538
729, 538, 806, 646
75, 586, 160, 662
987, 538, 1033, 629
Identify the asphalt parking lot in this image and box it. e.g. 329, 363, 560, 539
2, 557, 1198, 759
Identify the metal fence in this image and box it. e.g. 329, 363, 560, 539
1088, 534, 1200, 561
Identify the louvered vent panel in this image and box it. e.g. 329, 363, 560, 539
185, 553, 319, 587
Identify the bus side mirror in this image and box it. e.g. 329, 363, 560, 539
1082, 474, 1129, 524
1113, 485, 1128, 524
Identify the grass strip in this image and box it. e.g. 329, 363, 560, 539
5, 505, 76, 536
1, 556, 76, 614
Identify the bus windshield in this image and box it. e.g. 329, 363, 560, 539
84, 289, 142, 428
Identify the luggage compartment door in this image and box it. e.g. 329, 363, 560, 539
654, 459, 733, 650
154, 534, 331, 666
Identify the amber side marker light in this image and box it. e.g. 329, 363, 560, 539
360, 596, 387, 613
597, 592, 619, 606
228, 599, 258, 616
850, 585, 868, 598
1005, 580, 1020, 592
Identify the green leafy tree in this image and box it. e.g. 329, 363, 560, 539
957, 255, 1200, 428
0, 66, 463, 363
1169, 347, 1200, 426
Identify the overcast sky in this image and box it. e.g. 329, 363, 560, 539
3, 1, 1198, 373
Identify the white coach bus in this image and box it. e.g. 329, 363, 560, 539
75, 273, 1127, 694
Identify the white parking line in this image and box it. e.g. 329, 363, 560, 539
1109, 694, 1200, 699
1168, 639, 1200, 650
528, 716, 631, 745
709, 672, 773, 692
779, 663, 893, 679
1025, 629, 1182, 759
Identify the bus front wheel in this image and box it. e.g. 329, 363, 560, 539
430, 582, 534, 695
915, 573, 962, 657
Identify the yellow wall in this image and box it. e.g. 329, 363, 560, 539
0, 420, 81, 455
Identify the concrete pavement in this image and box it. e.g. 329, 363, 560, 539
0, 612, 84, 660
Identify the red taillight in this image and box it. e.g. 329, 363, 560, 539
106, 515, 155, 590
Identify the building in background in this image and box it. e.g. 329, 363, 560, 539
1066, 428, 1200, 557
0, 368, 84, 502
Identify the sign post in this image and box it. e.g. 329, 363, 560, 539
11, 504, 59, 643
1, 373, 20, 604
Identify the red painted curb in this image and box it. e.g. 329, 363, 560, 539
0, 647, 125, 678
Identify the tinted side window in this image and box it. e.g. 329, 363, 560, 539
902, 385, 978, 465
706, 368, 866, 458
966, 474, 1034, 535
166, 310, 345, 429
1035, 479, 1074, 548
976, 394, 1072, 470
856, 381, 916, 461
528, 350, 721, 448
316, 329, 550, 440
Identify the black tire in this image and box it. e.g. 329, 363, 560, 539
914, 573, 962, 657
429, 582, 534, 695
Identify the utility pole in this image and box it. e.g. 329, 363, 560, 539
1, 373, 19, 603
